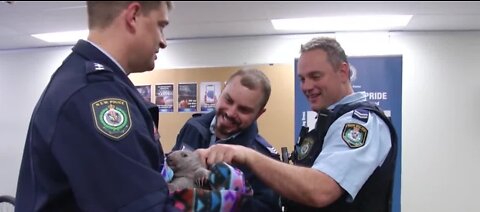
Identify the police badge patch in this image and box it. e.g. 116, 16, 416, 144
342, 123, 368, 148
297, 136, 314, 160
92, 98, 132, 140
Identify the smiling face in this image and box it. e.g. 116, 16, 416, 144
214, 76, 265, 138
297, 49, 351, 111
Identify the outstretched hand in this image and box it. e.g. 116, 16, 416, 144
194, 144, 252, 168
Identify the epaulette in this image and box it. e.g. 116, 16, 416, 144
256, 135, 279, 156
352, 108, 370, 123
85, 61, 114, 82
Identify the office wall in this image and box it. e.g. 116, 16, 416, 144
1, 31, 479, 212
128, 64, 294, 151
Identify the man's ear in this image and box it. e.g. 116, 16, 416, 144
256, 108, 266, 119
124, 2, 141, 32
338, 62, 350, 81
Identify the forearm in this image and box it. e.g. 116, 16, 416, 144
243, 149, 343, 207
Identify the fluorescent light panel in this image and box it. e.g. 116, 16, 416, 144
31, 30, 88, 43
272, 15, 412, 32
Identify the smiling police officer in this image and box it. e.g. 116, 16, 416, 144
195, 37, 398, 212
15, 2, 176, 211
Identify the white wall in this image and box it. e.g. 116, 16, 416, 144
1, 31, 479, 211
0, 46, 71, 197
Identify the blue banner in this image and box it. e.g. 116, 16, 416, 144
294, 56, 402, 212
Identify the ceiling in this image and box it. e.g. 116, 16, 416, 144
1, 1, 480, 51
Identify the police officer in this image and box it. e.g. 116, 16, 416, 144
15, 2, 177, 211
172, 69, 282, 211
196, 37, 398, 212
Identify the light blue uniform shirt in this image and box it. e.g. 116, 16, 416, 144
311, 92, 392, 201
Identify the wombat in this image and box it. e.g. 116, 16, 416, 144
166, 150, 210, 191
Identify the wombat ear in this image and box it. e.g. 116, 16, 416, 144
180, 143, 194, 152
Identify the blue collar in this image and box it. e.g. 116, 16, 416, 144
83, 39, 127, 74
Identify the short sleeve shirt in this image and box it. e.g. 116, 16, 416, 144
311, 92, 392, 200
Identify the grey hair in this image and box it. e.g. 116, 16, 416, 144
300, 37, 349, 71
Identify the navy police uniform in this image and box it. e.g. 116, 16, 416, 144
284, 92, 398, 212
15, 40, 176, 211
172, 111, 281, 212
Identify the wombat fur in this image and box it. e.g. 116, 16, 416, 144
166, 150, 210, 191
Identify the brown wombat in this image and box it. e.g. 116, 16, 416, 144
166, 150, 210, 191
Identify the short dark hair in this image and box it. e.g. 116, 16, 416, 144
226, 68, 271, 109
300, 37, 348, 70
87, 1, 173, 29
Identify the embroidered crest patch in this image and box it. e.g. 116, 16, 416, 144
297, 136, 314, 160
342, 123, 368, 148
91, 98, 132, 140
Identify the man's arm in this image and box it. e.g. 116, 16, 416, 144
196, 144, 344, 208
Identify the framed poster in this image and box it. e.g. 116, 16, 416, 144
135, 85, 151, 102
177, 82, 197, 112
155, 83, 174, 112
199, 81, 221, 112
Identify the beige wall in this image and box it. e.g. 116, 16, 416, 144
128, 64, 295, 152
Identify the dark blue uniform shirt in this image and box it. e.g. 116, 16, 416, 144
15, 40, 177, 212
172, 111, 281, 212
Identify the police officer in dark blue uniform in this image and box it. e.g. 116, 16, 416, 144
173, 69, 281, 211
15, 2, 177, 211
196, 37, 398, 212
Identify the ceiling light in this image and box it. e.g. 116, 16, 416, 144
271, 15, 412, 32
31, 30, 88, 43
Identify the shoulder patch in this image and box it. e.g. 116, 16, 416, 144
342, 123, 368, 148
297, 135, 314, 160
91, 98, 132, 140
352, 109, 369, 122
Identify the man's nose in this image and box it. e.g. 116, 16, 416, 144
225, 107, 237, 119
159, 36, 167, 49
301, 78, 313, 91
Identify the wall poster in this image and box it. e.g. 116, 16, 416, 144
199, 81, 221, 112
155, 83, 174, 112
177, 82, 198, 112
135, 85, 151, 103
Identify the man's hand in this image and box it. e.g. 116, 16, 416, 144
194, 144, 252, 168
